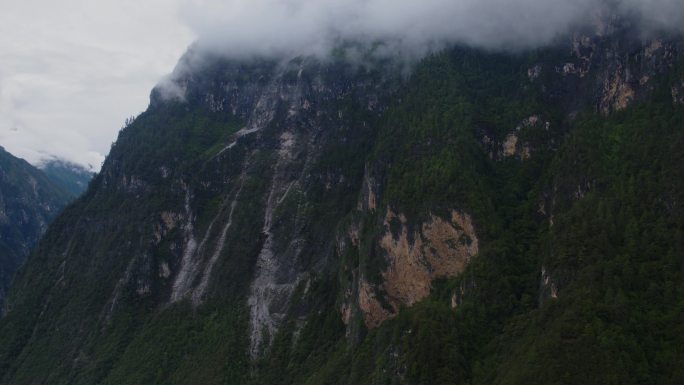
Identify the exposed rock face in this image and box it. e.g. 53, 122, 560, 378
527, 64, 542, 81
503, 134, 519, 158
543, 20, 680, 117
352, 208, 478, 328
357, 279, 393, 329
600, 65, 635, 115
358, 166, 379, 212
539, 266, 559, 302
491, 115, 545, 161
596, 36, 679, 115
247, 126, 303, 356
110, 55, 397, 355
380, 209, 478, 302
673, 80, 684, 105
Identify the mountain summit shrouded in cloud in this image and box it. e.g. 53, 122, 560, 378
2, 0, 682, 172
180, 0, 684, 60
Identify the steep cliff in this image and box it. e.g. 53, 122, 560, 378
0, 19, 683, 385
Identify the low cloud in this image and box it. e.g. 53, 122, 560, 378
181, 0, 684, 60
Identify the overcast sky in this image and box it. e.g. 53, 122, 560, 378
1, 0, 683, 171
0, 0, 193, 170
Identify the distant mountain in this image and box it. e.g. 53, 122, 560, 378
40, 159, 94, 198
0, 148, 79, 310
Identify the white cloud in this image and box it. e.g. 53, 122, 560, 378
182, 0, 684, 60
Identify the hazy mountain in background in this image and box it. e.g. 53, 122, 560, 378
0, 147, 82, 310
40, 160, 94, 198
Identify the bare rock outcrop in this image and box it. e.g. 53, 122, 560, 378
350, 208, 479, 328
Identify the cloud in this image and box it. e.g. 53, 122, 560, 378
625, 0, 684, 33
181, 0, 684, 60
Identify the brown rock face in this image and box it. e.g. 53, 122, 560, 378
357, 208, 478, 328
601, 67, 635, 115
358, 280, 393, 329
503, 134, 519, 158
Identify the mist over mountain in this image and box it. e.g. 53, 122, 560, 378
182, 0, 684, 59
157, 0, 684, 100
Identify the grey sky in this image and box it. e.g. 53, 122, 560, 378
1, 0, 683, 170
0, 0, 193, 170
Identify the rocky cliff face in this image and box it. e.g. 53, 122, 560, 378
153, 55, 399, 355
341, 208, 478, 328
0, 19, 683, 385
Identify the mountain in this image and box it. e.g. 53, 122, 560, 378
0, 18, 683, 385
40, 160, 94, 198
0, 147, 76, 311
